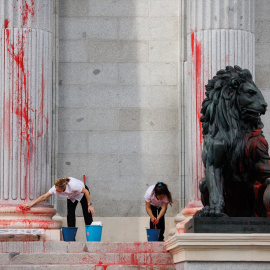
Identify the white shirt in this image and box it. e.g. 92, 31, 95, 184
144, 185, 169, 208
49, 177, 85, 203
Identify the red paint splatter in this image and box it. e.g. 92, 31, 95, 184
18, 205, 30, 214
96, 262, 108, 270
4, 19, 10, 29
0, 219, 58, 229
3, 24, 48, 199
21, 0, 35, 27
5, 28, 32, 196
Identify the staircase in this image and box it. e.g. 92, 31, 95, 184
0, 241, 176, 269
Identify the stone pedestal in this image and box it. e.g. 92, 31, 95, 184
165, 233, 270, 270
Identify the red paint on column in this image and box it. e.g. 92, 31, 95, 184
0, 219, 57, 229
4, 19, 10, 29
21, 0, 35, 27
4, 21, 48, 199
191, 31, 203, 146
5, 29, 33, 195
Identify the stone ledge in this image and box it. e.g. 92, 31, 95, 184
0, 229, 44, 235
165, 233, 270, 263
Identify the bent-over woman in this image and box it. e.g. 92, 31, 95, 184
144, 182, 173, 241
24, 177, 96, 227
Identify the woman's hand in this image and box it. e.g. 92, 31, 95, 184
151, 217, 158, 224
19, 204, 32, 210
88, 205, 96, 214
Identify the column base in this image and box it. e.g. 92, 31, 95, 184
175, 200, 203, 234
0, 206, 61, 241
0, 206, 61, 229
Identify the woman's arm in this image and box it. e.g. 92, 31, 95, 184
145, 201, 156, 223
81, 187, 96, 214
24, 192, 52, 208
156, 202, 168, 223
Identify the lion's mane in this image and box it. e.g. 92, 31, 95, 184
200, 65, 263, 164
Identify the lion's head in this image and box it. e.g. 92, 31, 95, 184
200, 65, 267, 149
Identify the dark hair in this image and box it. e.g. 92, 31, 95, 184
152, 182, 173, 206
55, 177, 70, 189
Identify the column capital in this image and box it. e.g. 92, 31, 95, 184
0, 0, 53, 32
187, 0, 255, 34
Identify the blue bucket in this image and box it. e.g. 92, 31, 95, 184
62, 227, 78, 241
146, 228, 160, 241
85, 225, 102, 241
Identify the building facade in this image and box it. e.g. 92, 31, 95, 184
0, 0, 269, 241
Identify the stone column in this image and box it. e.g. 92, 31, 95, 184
174, 0, 255, 234
0, 0, 60, 239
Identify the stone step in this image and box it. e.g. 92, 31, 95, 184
0, 264, 176, 270
0, 242, 167, 254
0, 252, 173, 265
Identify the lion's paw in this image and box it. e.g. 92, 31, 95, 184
195, 205, 224, 217
195, 206, 210, 217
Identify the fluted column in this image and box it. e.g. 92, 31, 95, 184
174, 0, 255, 235
0, 0, 60, 237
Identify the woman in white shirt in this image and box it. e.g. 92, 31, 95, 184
144, 182, 173, 241
24, 177, 96, 227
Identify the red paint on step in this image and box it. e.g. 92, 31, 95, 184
96, 262, 108, 270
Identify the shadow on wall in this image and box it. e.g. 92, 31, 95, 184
57, 0, 179, 241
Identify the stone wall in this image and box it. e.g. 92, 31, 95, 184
56, 0, 180, 218
55, 0, 270, 223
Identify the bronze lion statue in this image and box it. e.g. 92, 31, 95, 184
196, 65, 270, 217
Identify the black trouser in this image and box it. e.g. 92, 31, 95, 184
67, 185, 93, 227
150, 204, 166, 241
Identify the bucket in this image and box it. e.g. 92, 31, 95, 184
85, 224, 102, 242
62, 227, 78, 241
146, 228, 160, 241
